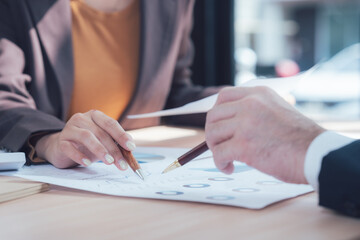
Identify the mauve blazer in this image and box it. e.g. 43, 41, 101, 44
0, 0, 219, 153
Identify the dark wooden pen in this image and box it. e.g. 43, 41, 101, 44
117, 145, 145, 181
162, 141, 208, 174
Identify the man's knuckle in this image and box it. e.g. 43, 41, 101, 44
206, 109, 215, 123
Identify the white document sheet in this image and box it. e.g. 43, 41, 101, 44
1, 147, 313, 209
128, 67, 317, 119
127, 94, 218, 119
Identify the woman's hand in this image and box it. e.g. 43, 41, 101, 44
35, 110, 135, 171
205, 87, 325, 184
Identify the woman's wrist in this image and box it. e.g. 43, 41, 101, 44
34, 132, 58, 162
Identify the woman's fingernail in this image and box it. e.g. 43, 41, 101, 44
105, 154, 114, 164
82, 158, 92, 166
119, 159, 128, 170
126, 141, 136, 151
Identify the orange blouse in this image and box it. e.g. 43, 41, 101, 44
68, 0, 140, 120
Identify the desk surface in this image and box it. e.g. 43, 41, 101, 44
0, 126, 359, 240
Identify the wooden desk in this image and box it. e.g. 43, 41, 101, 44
0, 126, 359, 240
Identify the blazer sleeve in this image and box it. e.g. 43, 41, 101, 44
0, 1, 64, 153
318, 140, 360, 218
163, 0, 223, 127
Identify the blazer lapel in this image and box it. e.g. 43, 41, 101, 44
136, 0, 176, 93
121, 0, 177, 127
27, 0, 74, 120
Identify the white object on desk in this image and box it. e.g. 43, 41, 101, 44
127, 66, 317, 119
0, 152, 26, 171
0, 147, 313, 209
127, 94, 218, 119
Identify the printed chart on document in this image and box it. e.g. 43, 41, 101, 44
1, 147, 313, 209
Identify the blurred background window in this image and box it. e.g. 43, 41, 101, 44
234, 0, 360, 121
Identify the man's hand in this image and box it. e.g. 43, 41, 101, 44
35, 110, 135, 171
205, 86, 325, 184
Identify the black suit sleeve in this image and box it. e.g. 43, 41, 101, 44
318, 140, 360, 218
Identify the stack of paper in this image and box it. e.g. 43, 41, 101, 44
0, 176, 49, 203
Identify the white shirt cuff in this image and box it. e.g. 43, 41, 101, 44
304, 131, 355, 191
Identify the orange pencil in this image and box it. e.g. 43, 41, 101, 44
117, 145, 145, 180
